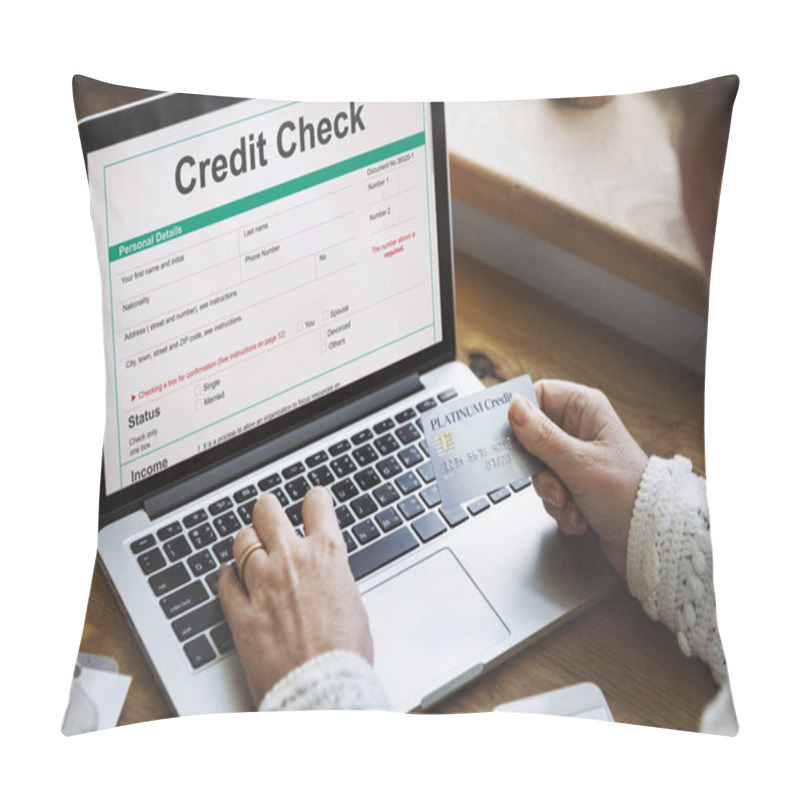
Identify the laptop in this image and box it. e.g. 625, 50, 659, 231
76, 86, 615, 715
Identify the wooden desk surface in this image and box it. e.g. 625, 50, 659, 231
78, 251, 717, 730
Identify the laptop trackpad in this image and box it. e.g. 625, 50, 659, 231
362, 548, 510, 710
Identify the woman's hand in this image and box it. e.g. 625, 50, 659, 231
218, 486, 373, 707
509, 380, 648, 580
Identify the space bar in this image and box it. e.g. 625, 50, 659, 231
349, 527, 419, 582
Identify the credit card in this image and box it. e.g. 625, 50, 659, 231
420, 375, 545, 509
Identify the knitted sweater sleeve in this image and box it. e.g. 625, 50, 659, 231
627, 455, 728, 684
258, 650, 391, 712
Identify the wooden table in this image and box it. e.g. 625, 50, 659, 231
446, 82, 737, 318
78, 249, 718, 731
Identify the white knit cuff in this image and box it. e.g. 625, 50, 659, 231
258, 650, 392, 712
627, 455, 727, 683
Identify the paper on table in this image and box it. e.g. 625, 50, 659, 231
62, 665, 132, 735
493, 682, 614, 722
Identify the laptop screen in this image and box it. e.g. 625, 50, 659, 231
79, 95, 454, 515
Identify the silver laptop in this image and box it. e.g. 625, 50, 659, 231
77, 91, 615, 715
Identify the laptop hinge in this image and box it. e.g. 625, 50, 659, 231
142, 372, 424, 521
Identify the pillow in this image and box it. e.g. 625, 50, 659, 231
67, 75, 737, 735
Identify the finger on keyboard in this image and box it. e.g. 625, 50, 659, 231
300, 485, 340, 543
251, 493, 295, 553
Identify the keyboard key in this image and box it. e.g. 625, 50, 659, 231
213, 537, 235, 564
420, 484, 441, 507
349, 527, 419, 581
285, 476, 311, 502
437, 388, 458, 402
233, 485, 257, 504
416, 418, 425, 432
182, 509, 208, 528
352, 519, 380, 546
332, 478, 358, 503
373, 418, 395, 433
395, 423, 420, 445
148, 562, 191, 596
306, 450, 328, 467
270, 487, 289, 507
258, 473, 281, 491
375, 507, 403, 533
354, 467, 380, 492
352, 444, 378, 467
286, 502, 304, 527
210, 622, 235, 655
208, 497, 233, 516
156, 521, 182, 541
329, 439, 350, 456
351, 494, 378, 519
418, 440, 429, 457
416, 397, 437, 412
282, 462, 305, 479
489, 487, 511, 503
374, 434, 399, 456
417, 461, 435, 483
342, 530, 357, 553
511, 477, 532, 492
308, 465, 335, 486
398, 496, 425, 520
206, 570, 221, 595
130, 534, 156, 554
336, 505, 356, 529
172, 599, 224, 642
468, 498, 490, 516
189, 523, 216, 549
397, 445, 423, 469
396, 472, 422, 495
373, 482, 400, 507
188, 550, 217, 576
331, 454, 357, 478
184, 635, 216, 669
164, 535, 191, 562
412, 512, 447, 543
352, 429, 373, 444
395, 408, 416, 423
212, 511, 241, 537
160, 580, 210, 619
237, 499, 257, 524
440, 505, 469, 527
376, 456, 402, 480
138, 548, 166, 575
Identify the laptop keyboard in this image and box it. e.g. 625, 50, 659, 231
128, 388, 532, 671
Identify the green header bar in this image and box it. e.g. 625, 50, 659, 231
108, 131, 426, 263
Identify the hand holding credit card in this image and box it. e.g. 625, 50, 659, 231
420, 375, 545, 509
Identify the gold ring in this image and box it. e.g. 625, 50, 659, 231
237, 542, 265, 586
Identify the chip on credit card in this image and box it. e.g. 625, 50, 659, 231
420, 375, 545, 509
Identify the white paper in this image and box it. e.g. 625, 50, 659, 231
63, 666, 132, 735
